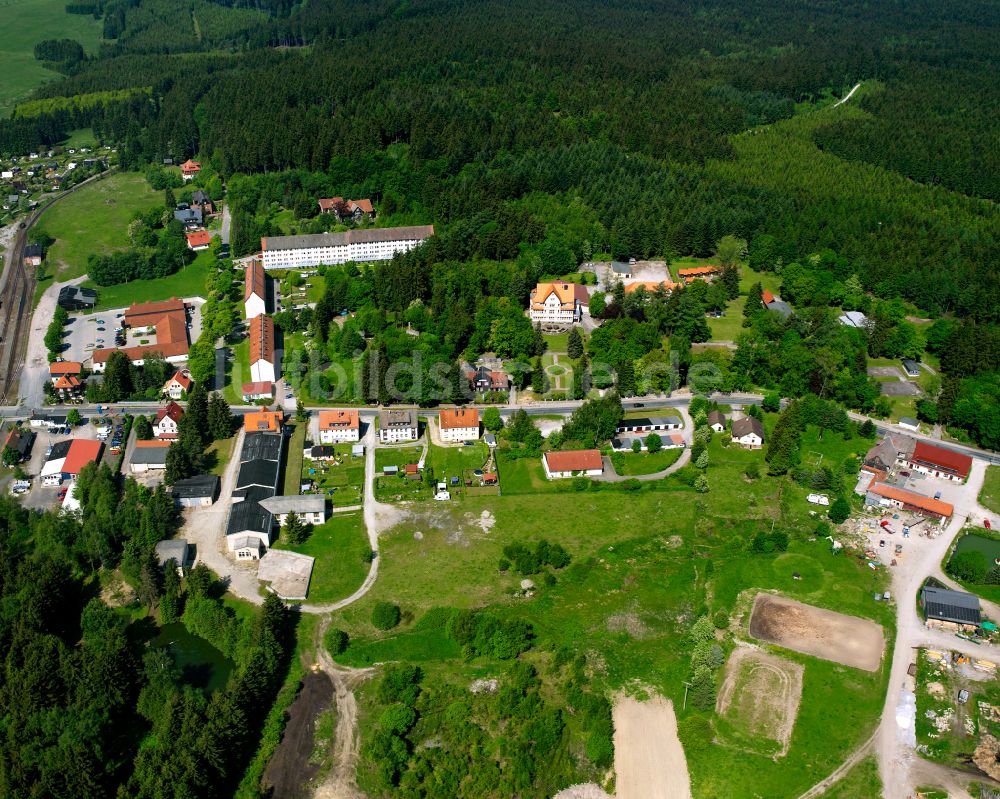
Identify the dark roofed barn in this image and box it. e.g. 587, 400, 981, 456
921, 585, 981, 628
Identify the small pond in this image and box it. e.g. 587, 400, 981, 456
152, 622, 234, 693
953, 533, 1000, 565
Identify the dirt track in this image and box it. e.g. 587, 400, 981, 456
716, 646, 803, 757
749, 593, 885, 672
262, 671, 333, 799
613, 694, 691, 799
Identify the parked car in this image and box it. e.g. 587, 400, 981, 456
934, 491, 942, 500
986, 519, 993, 530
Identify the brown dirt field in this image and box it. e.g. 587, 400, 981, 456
716, 646, 804, 756
261, 671, 334, 799
613, 694, 692, 799
748, 593, 885, 672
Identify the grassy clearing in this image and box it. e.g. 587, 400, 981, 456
223, 339, 251, 403
82, 251, 213, 310
815, 755, 881, 798
0, 0, 102, 116
981, 467, 1000, 516
282, 422, 307, 495
302, 442, 364, 508
611, 447, 683, 475
42, 172, 162, 282
425, 441, 490, 497
273, 511, 371, 603
543, 331, 570, 351
206, 435, 236, 477
707, 298, 745, 341
63, 127, 98, 148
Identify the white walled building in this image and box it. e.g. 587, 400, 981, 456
378, 409, 418, 443
318, 410, 361, 443
244, 260, 267, 319
439, 408, 480, 442
528, 282, 590, 325
249, 314, 277, 385
260, 225, 435, 269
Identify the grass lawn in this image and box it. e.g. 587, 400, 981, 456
496, 455, 557, 495
543, 331, 570, 351
981, 467, 1000, 516
737, 265, 783, 296
206, 435, 236, 477
707, 297, 746, 341
330, 442, 894, 797
816, 756, 881, 799
303, 443, 364, 507
0, 0, 102, 116
273, 511, 371, 603
374, 446, 428, 502
425, 441, 491, 497
223, 339, 251, 403
611, 447, 683, 475
41, 171, 162, 284
62, 128, 98, 148
82, 251, 214, 311
282, 422, 307, 495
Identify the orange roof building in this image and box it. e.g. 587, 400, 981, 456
244, 260, 267, 319
186, 231, 211, 251
49, 361, 82, 379
866, 481, 953, 519
623, 281, 676, 295
906, 442, 972, 482
543, 449, 604, 479
439, 408, 480, 442
318, 410, 360, 443
244, 410, 283, 433
53, 375, 82, 394
62, 440, 103, 476
241, 381, 274, 400
528, 282, 590, 324
678, 265, 721, 283
249, 314, 276, 384
94, 298, 189, 371
181, 159, 201, 178
163, 371, 193, 399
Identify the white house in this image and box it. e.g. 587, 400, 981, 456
244, 260, 267, 319
242, 381, 274, 403
731, 416, 765, 449
259, 494, 327, 527
528, 282, 590, 325
707, 410, 726, 433
260, 226, 434, 269
317, 409, 361, 443
542, 449, 604, 479
249, 314, 277, 384
154, 402, 184, 439
378, 409, 418, 443
616, 416, 682, 434
162, 371, 192, 400
438, 408, 480, 442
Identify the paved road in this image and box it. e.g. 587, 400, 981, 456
220, 204, 231, 245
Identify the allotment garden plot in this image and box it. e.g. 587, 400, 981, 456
716, 646, 804, 757
748, 593, 885, 672
302, 444, 363, 507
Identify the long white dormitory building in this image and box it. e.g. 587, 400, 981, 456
260, 225, 435, 269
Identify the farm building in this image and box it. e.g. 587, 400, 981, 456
543, 449, 604, 479
171, 474, 220, 507
903, 441, 972, 483
921, 586, 981, 632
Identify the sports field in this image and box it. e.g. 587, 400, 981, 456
0, 0, 102, 116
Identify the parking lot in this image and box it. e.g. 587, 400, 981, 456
17, 417, 124, 510
60, 298, 205, 366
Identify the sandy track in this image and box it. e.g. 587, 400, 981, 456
613, 694, 691, 799
749, 593, 885, 672
716, 646, 803, 757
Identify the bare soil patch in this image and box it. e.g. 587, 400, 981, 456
748, 593, 885, 672
613, 693, 692, 799
867, 366, 904, 379
262, 670, 334, 799
716, 646, 804, 757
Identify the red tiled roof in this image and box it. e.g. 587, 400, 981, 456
124, 297, 186, 328
349, 198, 374, 214
530, 282, 590, 311
156, 402, 185, 424
678, 266, 721, 277
164, 371, 192, 391
318, 197, 343, 211
245, 260, 266, 302
53, 376, 81, 390
869, 482, 954, 518
762, 289, 775, 304
544, 449, 603, 472
910, 441, 972, 480
319, 410, 359, 430
135, 439, 171, 449
249, 315, 275, 365
242, 381, 274, 396
624, 281, 676, 294
49, 361, 82, 376
439, 408, 479, 429
181, 159, 201, 173
63, 439, 103, 475
186, 231, 211, 248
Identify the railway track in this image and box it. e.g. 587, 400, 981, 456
0, 168, 117, 404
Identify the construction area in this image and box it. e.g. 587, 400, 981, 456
748, 593, 885, 672
914, 647, 1000, 782
258, 549, 315, 600
716, 646, 804, 757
